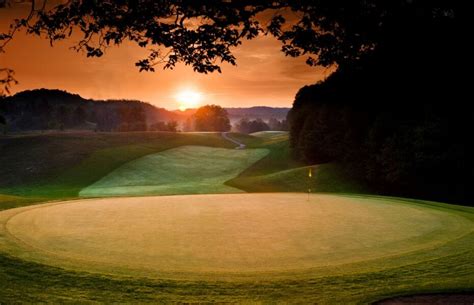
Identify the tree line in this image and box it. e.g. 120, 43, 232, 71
0, 89, 179, 133
234, 118, 288, 134
0, 89, 288, 134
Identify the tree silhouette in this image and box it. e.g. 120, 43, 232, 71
0, 1, 467, 203
235, 118, 270, 134
1, 1, 460, 92
194, 105, 230, 132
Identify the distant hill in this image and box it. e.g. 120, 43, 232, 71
0, 89, 289, 132
0, 89, 183, 132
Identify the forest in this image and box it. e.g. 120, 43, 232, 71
288, 3, 469, 204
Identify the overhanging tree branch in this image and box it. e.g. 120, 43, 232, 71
0, 0, 457, 94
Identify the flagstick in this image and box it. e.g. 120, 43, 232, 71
308, 167, 312, 202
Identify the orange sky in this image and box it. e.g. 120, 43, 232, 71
1, 3, 332, 110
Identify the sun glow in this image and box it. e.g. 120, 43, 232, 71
175, 89, 202, 111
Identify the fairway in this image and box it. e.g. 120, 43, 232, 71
1, 193, 471, 280
79, 146, 268, 197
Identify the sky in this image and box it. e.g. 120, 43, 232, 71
0, 2, 332, 110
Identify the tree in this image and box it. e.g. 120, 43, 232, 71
194, 105, 230, 132
150, 120, 178, 132
150, 121, 167, 132
183, 117, 194, 132
57, 105, 70, 130
118, 105, 147, 131
73, 106, 87, 125
0, 113, 6, 135
166, 121, 178, 132
235, 118, 272, 134
235, 118, 250, 133
0, 1, 467, 203
2, 1, 461, 92
268, 118, 288, 131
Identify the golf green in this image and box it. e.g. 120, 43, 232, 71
1, 193, 471, 280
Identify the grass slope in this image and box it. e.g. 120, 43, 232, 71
250, 130, 289, 139
226, 132, 368, 194
1, 131, 473, 304
80, 146, 268, 197
0, 132, 232, 209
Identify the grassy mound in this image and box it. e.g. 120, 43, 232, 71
229, 163, 368, 194
224, 133, 367, 194
0, 132, 232, 207
80, 146, 268, 197
250, 130, 289, 139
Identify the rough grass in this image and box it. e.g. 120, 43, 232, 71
0, 132, 232, 203
0, 194, 46, 212
229, 163, 369, 194
225, 133, 367, 193
80, 146, 268, 197
250, 130, 289, 140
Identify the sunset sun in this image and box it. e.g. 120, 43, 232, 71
175, 89, 202, 111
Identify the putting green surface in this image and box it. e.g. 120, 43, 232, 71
1, 193, 471, 280
79, 146, 268, 197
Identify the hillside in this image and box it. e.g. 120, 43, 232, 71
0, 131, 364, 209
0, 89, 290, 132
0, 132, 232, 207
0, 89, 183, 132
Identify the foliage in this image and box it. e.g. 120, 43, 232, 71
234, 118, 269, 134
0, 68, 17, 96
0, 89, 181, 132
1, 1, 460, 91
281, 0, 467, 204
268, 117, 288, 131
234, 118, 288, 134
194, 104, 230, 132
288, 56, 469, 204
117, 105, 147, 131
149, 120, 178, 132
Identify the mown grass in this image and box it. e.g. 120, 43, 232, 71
0, 132, 232, 208
79, 146, 268, 197
0, 131, 473, 304
3, 194, 471, 278
1, 211, 473, 304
